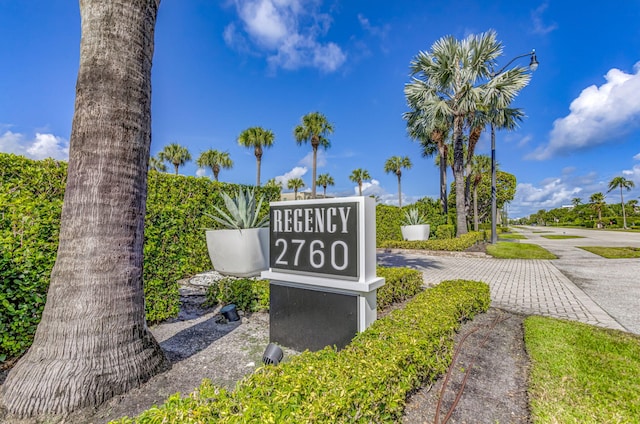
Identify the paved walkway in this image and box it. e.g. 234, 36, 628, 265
377, 226, 640, 334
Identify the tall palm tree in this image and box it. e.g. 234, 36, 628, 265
589, 192, 606, 226
1, 0, 167, 417
349, 168, 371, 196
196, 149, 233, 181
470, 155, 492, 231
405, 30, 530, 236
383, 156, 412, 207
287, 177, 305, 200
158, 142, 191, 175
293, 112, 334, 198
316, 173, 335, 198
149, 156, 167, 172
608, 176, 636, 229
238, 126, 274, 187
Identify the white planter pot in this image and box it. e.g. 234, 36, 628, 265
401, 224, 430, 241
205, 227, 269, 277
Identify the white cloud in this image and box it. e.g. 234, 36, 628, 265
514, 178, 582, 213
622, 165, 640, 185
299, 149, 327, 168
357, 178, 384, 197
196, 168, 207, 177
0, 130, 69, 160
275, 166, 308, 187
528, 62, 640, 160
225, 0, 346, 72
634, 152, 640, 160
531, 2, 558, 35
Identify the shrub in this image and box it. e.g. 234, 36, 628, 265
114, 280, 491, 423
435, 224, 455, 239
376, 266, 423, 310
205, 278, 270, 313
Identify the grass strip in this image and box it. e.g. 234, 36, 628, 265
486, 242, 557, 259
540, 235, 584, 240
498, 233, 527, 240
525, 316, 640, 423
578, 246, 640, 259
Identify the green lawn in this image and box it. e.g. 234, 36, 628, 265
540, 235, 585, 240
498, 233, 527, 240
532, 230, 553, 233
578, 246, 640, 259
486, 242, 557, 259
525, 316, 640, 423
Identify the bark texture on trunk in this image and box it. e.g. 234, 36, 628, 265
453, 116, 468, 236
1, 0, 168, 417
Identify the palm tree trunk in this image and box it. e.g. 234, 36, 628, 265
256, 155, 262, 186
439, 150, 448, 215
358, 182, 363, 196
621, 188, 627, 228
473, 186, 479, 231
453, 116, 468, 236
397, 173, 402, 207
311, 146, 318, 198
1, 0, 168, 417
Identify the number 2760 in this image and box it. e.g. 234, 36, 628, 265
274, 239, 349, 271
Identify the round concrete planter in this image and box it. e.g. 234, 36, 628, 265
205, 227, 269, 277
401, 224, 430, 241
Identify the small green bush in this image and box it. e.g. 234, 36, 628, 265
114, 279, 490, 423
435, 224, 455, 240
205, 278, 270, 313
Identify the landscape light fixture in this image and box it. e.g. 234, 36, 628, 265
262, 343, 284, 365
490, 50, 538, 244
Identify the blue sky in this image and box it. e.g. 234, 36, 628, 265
1, 1, 639, 218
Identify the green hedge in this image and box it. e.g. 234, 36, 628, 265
376, 266, 423, 310
379, 231, 485, 251
375, 198, 447, 245
0, 153, 279, 362
114, 279, 490, 423
204, 266, 423, 315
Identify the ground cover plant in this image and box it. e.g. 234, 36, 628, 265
114, 280, 490, 423
540, 235, 584, 239
486, 242, 557, 259
525, 316, 640, 423
577, 246, 640, 259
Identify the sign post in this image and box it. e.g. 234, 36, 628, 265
261, 196, 384, 351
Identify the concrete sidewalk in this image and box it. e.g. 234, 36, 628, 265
377, 226, 640, 334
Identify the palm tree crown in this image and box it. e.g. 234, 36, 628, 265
196, 149, 233, 181
383, 156, 412, 207
404, 30, 530, 236
149, 156, 167, 172
293, 112, 334, 198
349, 168, 371, 196
316, 173, 335, 198
287, 177, 305, 200
158, 143, 191, 174
589, 192, 606, 225
238, 126, 275, 186
608, 176, 635, 229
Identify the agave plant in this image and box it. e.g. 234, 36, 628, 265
205, 188, 269, 229
402, 208, 427, 226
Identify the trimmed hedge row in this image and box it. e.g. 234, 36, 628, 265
114, 279, 490, 423
378, 231, 486, 251
0, 153, 279, 361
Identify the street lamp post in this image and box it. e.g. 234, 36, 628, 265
490, 50, 538, 244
